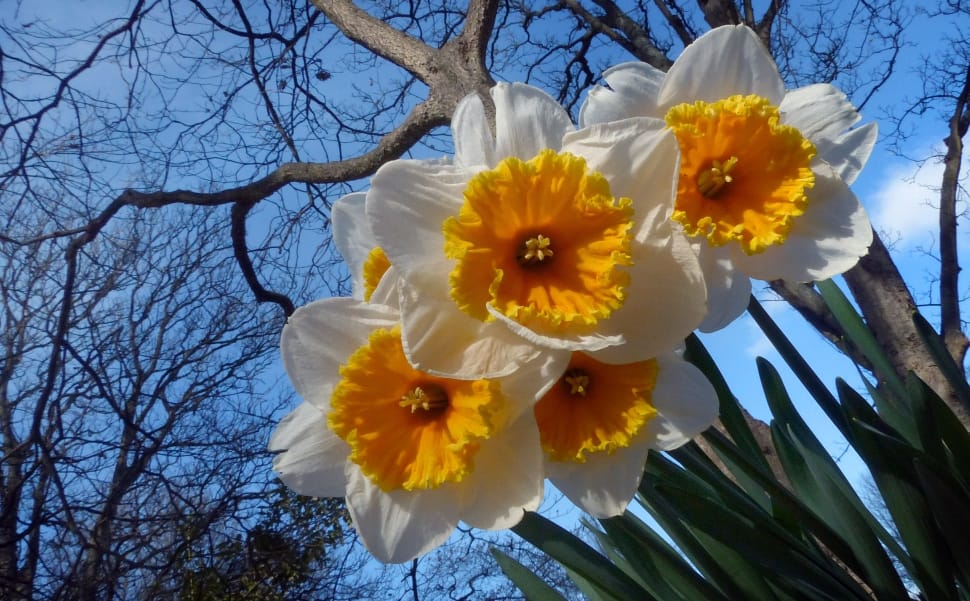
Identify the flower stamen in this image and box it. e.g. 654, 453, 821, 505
697, 156, 738, 198
517, 234, 554, 267
399, 384, 449, 414
562, 368, 590, 397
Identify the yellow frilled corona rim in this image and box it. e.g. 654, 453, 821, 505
665, 94, 817, 255
361, 246, 391, 301
534, 352, 659, 463
328, 326, 505, 492
443, 149, 635, 334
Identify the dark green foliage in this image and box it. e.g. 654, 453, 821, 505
175, 485, 349, 601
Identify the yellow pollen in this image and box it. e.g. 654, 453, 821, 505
563, 369, 590, 396
517, 234, 554, 266
399, 385, 449, 414
697, 156, 738, 198
665, 94, 817, 255
442, 149, 634, 335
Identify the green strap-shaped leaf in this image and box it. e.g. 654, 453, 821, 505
685, 334, 773, 475
911, 311, 970, 412
491, 547, 569, 601
598, 512, 731, 601
512, 512, 656, 601
815, 280, 910, 407
746, 296, 849, 436
839, 381, 959, 600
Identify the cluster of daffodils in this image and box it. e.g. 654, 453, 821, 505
269, 25, 875, 563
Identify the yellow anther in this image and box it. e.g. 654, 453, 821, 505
517, 234, 554, 266
563, 369, 591, 397
697, 156, 739, 198
399, 385, 449, 414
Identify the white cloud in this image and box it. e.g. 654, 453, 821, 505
867, 144, 969, 250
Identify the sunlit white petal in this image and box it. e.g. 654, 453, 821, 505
332, 192, 373, 299
491, 83, 573, 161
459, 413, 544, 529
694, 243, 751, 332
657, 24, 785, 108
270, 402, 348, 498
647, 352, 719, 450
547, 438, 652, 518
579, 62, 664, 126
346, 466, 459, 564
281, 298, 398, 410
590, 230, 706, 364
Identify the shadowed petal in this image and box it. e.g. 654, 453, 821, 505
346, 467, 459, 564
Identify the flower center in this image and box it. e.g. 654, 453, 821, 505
442, 149, 634, 335
534, 353, 658, 463
563, 368, 590, 396
517, 234, 555, 266
697, 156, 738, 198
665, 94, 817, 255
399, 384, 449, 415
328, 326, 503, 491
362, 246, 390, 301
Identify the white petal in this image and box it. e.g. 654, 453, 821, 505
547, 438, 652, 518
281, 298, 399, 410
498, 350, 572, 414
398, 280, 543, 379
579, 62, 664, 126
590, 229, 707, 364
345, 467, 459, 563
367, 159, 469, 286
658, 25, 785, 108
780, 84, 877, 185
562, 117, 678, 233
486, 303, 626, 353
815, 122, 877, 186
694, 243, 751, 333
269, 402, 349, 498
331, 191, 373, 299
452, 92, 496, 169
459, 413, 544, 530
734, 164, 873, 282
647, 352, 719, 451
492, 83, 573, 160
367, 265, 400, 308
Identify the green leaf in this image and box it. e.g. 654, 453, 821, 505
598, 512, 731, 601
685, 334, 772, 474
491, 547, 568, 601
912, 460, 970, 589
839, 381, 959, 600
905, 373, 970, 492
746, 296, 848, 436
636, 485, 776, 601
911, 311, 970, 411
512, 512, 656, 601
816, 280, 909, 403
649, 479, 871, 600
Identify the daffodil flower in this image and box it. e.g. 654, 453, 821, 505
534, 350, 718, 517
332, 191, 396, 304
269, 297, 564, 563
581, 25, 876, 331
367, 83, 707, 379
